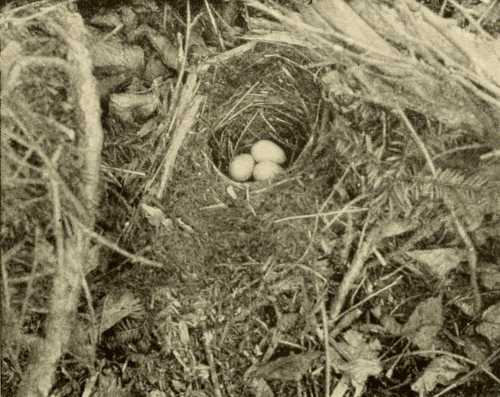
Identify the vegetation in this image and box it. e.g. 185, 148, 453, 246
1, 1, 499, 396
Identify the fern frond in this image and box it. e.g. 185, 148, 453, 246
413, 168, 489, 202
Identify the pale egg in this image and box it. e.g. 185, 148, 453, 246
251, 140, 286, 165
253, 161, 284, 181
229, 153, 255, 182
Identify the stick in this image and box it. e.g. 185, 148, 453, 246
329, 218, 381, 322
16, 8, 104, 396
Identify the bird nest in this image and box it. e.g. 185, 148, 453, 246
206, 45, 321, 185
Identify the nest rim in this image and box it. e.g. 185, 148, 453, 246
205, 48, 321, 188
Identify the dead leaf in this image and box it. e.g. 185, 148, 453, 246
136, 118, 159, 138
109, 92, 159, 123
140, 203, 174, 230
331, 376, 350, 397
379, 219, 418, 238
90, 34, 144, 72
380, 315, 403, 336
244, 31, 311, 47
336, 330, 382, 361
340, 358, 383, 397
250, 378, 274, 397
479, 263, 500, 290
463, 337, 491, 372
97, 73, 131, 99
226, 185, 238, 199
132, 25, 178, 70
100, 291, 144, 334
144, 55, 170, 83
476, 302, 500, 343
453, 298, 475, 318
329, 330, 383, 397
406, 249, 465, 278
402, 297, 443, 349
90, 11, 121, 28
411, 356, 467, 395
252, 351, 321, 381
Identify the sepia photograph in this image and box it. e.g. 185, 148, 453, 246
1, 0, 499, 396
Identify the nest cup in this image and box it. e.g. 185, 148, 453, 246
207, 47, 320, 185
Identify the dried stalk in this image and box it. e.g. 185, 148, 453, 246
16, 7, 104, 397
245, 0, 500, 139
329, 218, 381, 322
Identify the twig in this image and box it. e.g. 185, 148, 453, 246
74, 220, 165, 269
274, 207, 368, 223
16, 9, 104, 396
197, 42, 256, 72
447, 0, 492, 39
203, 330, 223, 397
164, 2, 198, 135
156, 86, 203, 199
478, 0, 499, 25
18, 173, 80, 397
386, 341, 411, 378
439, 0, 449, 17
321, 194, 369, 233
480, 148, 500, 160
397, 107, 481, 312
3, 109, 87, 218
155, 4, 204, 198
0, 0, 74, 26
0, 242, 25, 312
81, 276, 97, 360
298, 200, 320, 262
332, 276, 402, 326
16, 230, 43, 360
340, 213, 354, 263
8, 272, 55, 284
55, 22, 103, 222
432, 144, 487, 160
204, 0, 225, 50
448, 205, 481, 312
329, 216, 380, 321
320, 302, 331, 397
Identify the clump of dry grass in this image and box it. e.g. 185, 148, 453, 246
1, 2, 104, 395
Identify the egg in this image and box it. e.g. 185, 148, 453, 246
229, 153, 255, 182
251, 140, 286, 165
253, 161, 284, 181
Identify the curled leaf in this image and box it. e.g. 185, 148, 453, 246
406, 248, 465, 279
251, 351, 321, 381
402, 297, 443, 349
411, 356, 466, 395
476, 302, 500, 343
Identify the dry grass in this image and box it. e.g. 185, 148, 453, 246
2, 1, 500, 397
